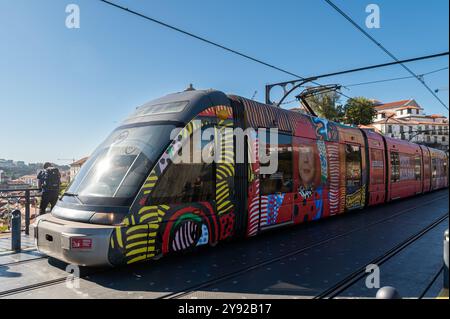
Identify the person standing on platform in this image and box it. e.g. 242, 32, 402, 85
37, 162, 61, 215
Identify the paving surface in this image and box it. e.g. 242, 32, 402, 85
0, 233, 35, 252
0, 189, 448, 299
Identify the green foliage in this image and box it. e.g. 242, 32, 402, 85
59, 182, 69, 196
302, 92, 376, 126
343, 97, 377, 125
304, 91, 344, 122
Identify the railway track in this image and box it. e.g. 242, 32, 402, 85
160, 195, 449, 299
418, 265, 444, 299
0, 192, 447, 299
314, 213, 448, 299
0, 259, 108, 298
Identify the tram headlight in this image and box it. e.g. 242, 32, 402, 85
89, 212, 120, 225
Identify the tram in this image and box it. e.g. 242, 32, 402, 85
32, 89, 448, 266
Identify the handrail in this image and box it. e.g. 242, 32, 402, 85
0, 187, 40, 192
0, 187, 41, 235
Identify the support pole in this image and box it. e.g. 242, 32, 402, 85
11, 209, 21, 252
25, 189, 30, 235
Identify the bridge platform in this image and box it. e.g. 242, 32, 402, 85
0, 189, 448, 299
0, 233, 35, 253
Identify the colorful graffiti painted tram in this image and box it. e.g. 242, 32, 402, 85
33, 90, 449, 266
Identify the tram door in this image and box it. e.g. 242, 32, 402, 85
259, 132, 294, 229
143, 114, 239, 257
431, 157, 437, 190
214, 117, 238, 238
344, 144, 364, 210
421, 146, 431, 193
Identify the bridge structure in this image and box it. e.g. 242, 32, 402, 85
0, 189, 448, 299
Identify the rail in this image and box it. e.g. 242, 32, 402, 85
0, 187, 41, 235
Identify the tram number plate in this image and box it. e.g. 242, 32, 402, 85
71, 238, 92, 249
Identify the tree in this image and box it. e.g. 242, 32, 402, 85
343, 97, 377, 126
303, 91, 344, 122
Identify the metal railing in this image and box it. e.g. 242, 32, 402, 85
0, 187, 41, 235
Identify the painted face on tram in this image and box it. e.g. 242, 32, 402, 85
298, 146, 315, 186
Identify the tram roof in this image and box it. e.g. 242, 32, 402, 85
120, 89, 230, 126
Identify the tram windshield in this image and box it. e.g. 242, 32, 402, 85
65, 124, 176, 206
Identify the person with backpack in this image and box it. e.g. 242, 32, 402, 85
37, 162, 61, 215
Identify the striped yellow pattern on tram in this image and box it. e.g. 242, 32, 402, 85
119, 204, 170, 264
215, 118, 235, 216
117, 113, 235, 265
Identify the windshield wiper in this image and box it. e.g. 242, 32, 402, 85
63, 192, 79, 197
62, 191, 84, 204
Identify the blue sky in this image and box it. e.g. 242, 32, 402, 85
0, 0, 448, 164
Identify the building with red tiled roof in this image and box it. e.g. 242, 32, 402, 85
17, 175, 38, 187
373, 99, 421, 110
69, 157, 88, 182
370, 99, 448, 151
373, 99, 423, 112
71, 157, 88, 167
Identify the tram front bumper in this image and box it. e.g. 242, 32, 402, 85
32, 214, 115, 267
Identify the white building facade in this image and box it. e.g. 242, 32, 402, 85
69, 157, 88, 182
17, 175, 39, 187
371, 99, 449, 152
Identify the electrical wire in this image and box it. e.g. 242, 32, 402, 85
344, 67, 449, 88
323, 0, 449, 110
98, 0, 354, 100
99, 0, 448, 109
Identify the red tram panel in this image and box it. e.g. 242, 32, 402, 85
385, 137, 423, 201
363, 129, 386, 206
420, 144, 432, 193
429, 148, 449, 190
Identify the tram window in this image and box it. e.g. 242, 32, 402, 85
260, 133, 293, 195
345, 144, 362, 187
148, 124, 215, 205
432, 158, 437, 178
149, 162, 214, 204
370, 149, 384, 185
390, 152, 400, 182
131, 101, 188, 118
149, 124, 215, 204
67, 124, 176, 203
414, 156, 422, 180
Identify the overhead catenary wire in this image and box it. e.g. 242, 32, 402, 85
99, 0, 447, 108
98, 0, 308, 79
323, 0, 449, 110
98, 0, 354, 101
302, 53, 449, 82
270, 53, 449, 94
272, 54, 449, 109
344, 66, 449, 88
280, 64, 449, 104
